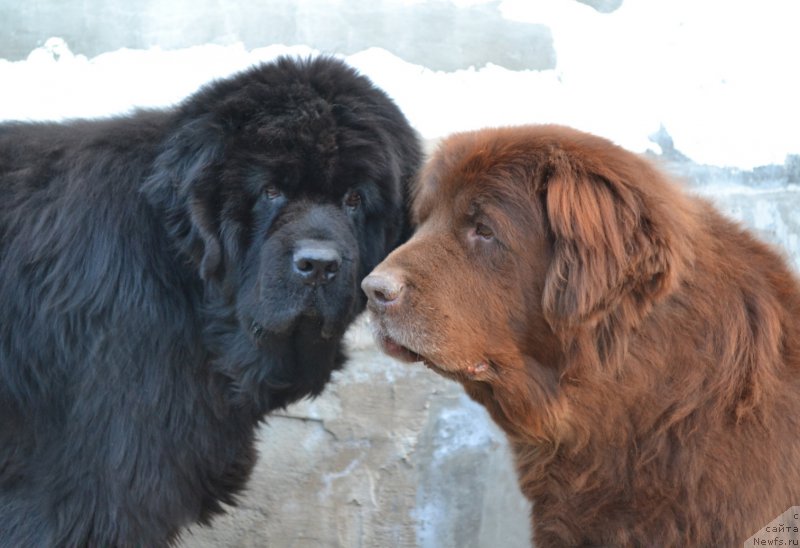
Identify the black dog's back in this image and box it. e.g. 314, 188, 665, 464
0, 113, 235, 546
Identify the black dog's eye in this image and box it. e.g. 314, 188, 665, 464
474, 222, 494, 240
263, 185, 282, 200
344, 190, 362, 209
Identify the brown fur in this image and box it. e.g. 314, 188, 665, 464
362, 125, 800, 546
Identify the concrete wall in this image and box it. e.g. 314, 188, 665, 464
0, 0, 555, 71
179, 316, 533, 548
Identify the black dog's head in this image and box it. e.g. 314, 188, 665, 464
143, 56, 421, 412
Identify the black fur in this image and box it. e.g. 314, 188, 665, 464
0, 56, 421, 546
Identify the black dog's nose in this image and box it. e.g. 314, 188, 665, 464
293, 240, 342, 285
361, 271, 404, 309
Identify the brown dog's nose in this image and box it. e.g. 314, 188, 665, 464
361, 272, 404, 309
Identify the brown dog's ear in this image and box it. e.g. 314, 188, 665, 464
541, 158, 679, 334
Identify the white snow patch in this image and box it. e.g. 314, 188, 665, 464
1, 1, 799, 169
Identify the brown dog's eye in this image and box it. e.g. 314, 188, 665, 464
264, 185, 282, 200
344, 190, 362, 209
475, 222, 494, 240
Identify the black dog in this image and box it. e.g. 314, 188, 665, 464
0, 56, 421, 546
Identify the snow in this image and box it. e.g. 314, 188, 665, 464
1, 0, 799, 169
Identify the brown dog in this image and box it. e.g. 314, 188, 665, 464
362, 125, 800, 546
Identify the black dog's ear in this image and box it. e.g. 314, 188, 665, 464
142, 116, 225, 282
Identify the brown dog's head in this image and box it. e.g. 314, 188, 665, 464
362, 125, 694, 441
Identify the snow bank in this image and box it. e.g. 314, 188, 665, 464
1, 0, 798, 169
